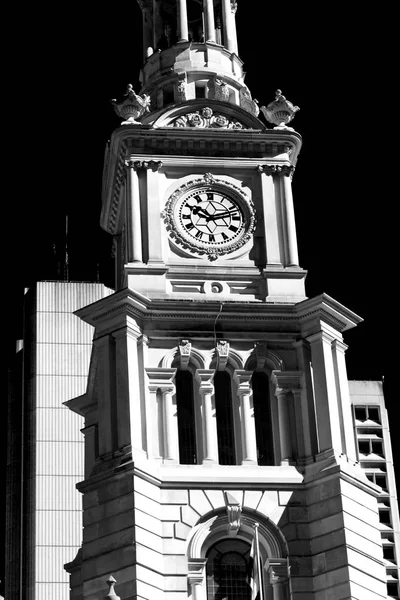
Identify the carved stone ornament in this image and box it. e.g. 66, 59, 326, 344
257, 164, 294, 177
260, 89, 299, 129
224, 491, 242, 535
239, 86, 260, 117
161, 174, 256, 261
179, 339, 192, 369
112, 84, 151, 124
168, 106, 245, 129
216, 340, 230, 370
211, 76, 231, 102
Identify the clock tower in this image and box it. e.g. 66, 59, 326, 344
65, 2, 388, 599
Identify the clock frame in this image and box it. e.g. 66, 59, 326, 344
162, 174, 256, 261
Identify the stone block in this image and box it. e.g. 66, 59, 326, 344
83, 526, 135, 559
341, 494, 379, 528
189, 490, 213, 516
256, 491, 278, 516
347, 552, 387, 587
136, 579, 164, 600
82, 545, 136, 582
134, 475, 161, 503
290, 575, 314, 593
136, 544, 163, 572
161, 489, 188, 505
285, 539, 311, 556
342, 512, 382, 546
308, 495, 343, 521
163, 537, 187, 555
278, 490, 293, 506
164, 555, 188, 576
313, 565, 349, 591
136, 564, 164, 591
310, 528, 345, 554
83, 493, 134, 526
134, 489, 161, 520
164, 574, 188, 591
181, 504, 201, 527
309, 512, 344, 538
270, 504, 287, 525
135, 525, 163, 553
340, 478, 378, 512
349, 578, 387, 600
288, 506, 309, 522
345, 528, 383, 561
174, 521, 191, 541
306, 477, 341, 504
280, 522, 297, 542
83, 490, 98, 509
204, 489, 225, 509
163, 593, 188, 600
162, 521, 175, 538
98, 475, 134, 503
243, 490, 262, 509
314, 581, 350, 600
135, 507, 162, 537
160, 504, 181, 521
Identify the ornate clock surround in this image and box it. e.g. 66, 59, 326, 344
162, 173, 256, 261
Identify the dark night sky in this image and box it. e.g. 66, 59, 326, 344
2, 2, 397, 591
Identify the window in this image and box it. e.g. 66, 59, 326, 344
206, 539, 251, 600
354, 405, 381, 424
176, 370, 197, 464
252, 372, 274, 465
214, 371, 236, 465
358, 438, 384, 457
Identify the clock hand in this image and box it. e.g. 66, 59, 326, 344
208, 209, 239, 220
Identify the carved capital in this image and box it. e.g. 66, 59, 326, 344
195, 369, 215, 395
188, 558, 206, 586
233, 370, 252, 394
271, 370, 303, 395
266, 558, 289, 584
146, 368, 176, 393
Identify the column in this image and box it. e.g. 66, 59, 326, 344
275, 388, 292, 464
144, 161, 164, 264
233, 370, 257, 464
177, 0, 189, 41
203, 0, 216, 42
258, 166, 282, 266
332, 338, 357, 462
196, 370, 218, 464
113, 323, 144, 457
125, 160, 142, 263
266, 559, 289, 600
95, 335, 114, 457
146, 368, 178, 462
221, 0, 235, 51
188, 559, 207, 600
142, 5, 153, 58
307, 329, 343, 456
281, 167, 299, 267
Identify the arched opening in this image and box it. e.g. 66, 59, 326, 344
252, 372, 274, 466
214, 371, 236, 465
206, 538, 251, 600
176, 370, 197, 464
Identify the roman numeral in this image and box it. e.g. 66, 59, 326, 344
207, 192, 214, 201
195, 230, 203, 239
182, 214, 191, 220
193, 195, 202, 203
209, 234, 215, 242
222, 232, 228, 240
186, 223, 195, 230
232, 214, 240, 221
229, 225, 238, 232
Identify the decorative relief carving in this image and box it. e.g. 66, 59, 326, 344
239, 86, 260, 117
176, 76, 187, 102
257, 164, 294, 177
179, 339, 192, 369
224, 491, 241, 535
112, 84, 151, 124
260, 89, 299, 129
125, 159, 163, 171
216, 340, 230, 370
211, 77, 231, 102
168, 106, 245, 129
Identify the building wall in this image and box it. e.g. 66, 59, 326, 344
6, 281, 112, 600
350, 380, 400, 599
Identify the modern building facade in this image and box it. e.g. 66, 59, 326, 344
5, 1, 399, 600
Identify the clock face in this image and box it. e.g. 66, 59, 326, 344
163, 176, 256, 260
178, 188, 245, 246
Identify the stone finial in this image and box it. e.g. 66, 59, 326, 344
105, 575, 121, 600
112, 84, 151, 125
260, 90, 299, 129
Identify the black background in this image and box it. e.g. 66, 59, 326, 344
1, 2, 396, 592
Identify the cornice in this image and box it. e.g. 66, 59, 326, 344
295, 293, 363, 334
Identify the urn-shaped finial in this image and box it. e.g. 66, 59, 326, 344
260, 90, 299, 129
111, 84, 151, 125
105, 575, 121, 600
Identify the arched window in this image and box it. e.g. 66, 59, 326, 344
206, 539, 251, 600
214, 371, 236, 465
176, 370, 197, 464
252, 372, 274, 466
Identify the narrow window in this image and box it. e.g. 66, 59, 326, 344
214, 371, 235, 465
252, 372, 274, 466
176, 370, 197, 464
206, 539, 251, 600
